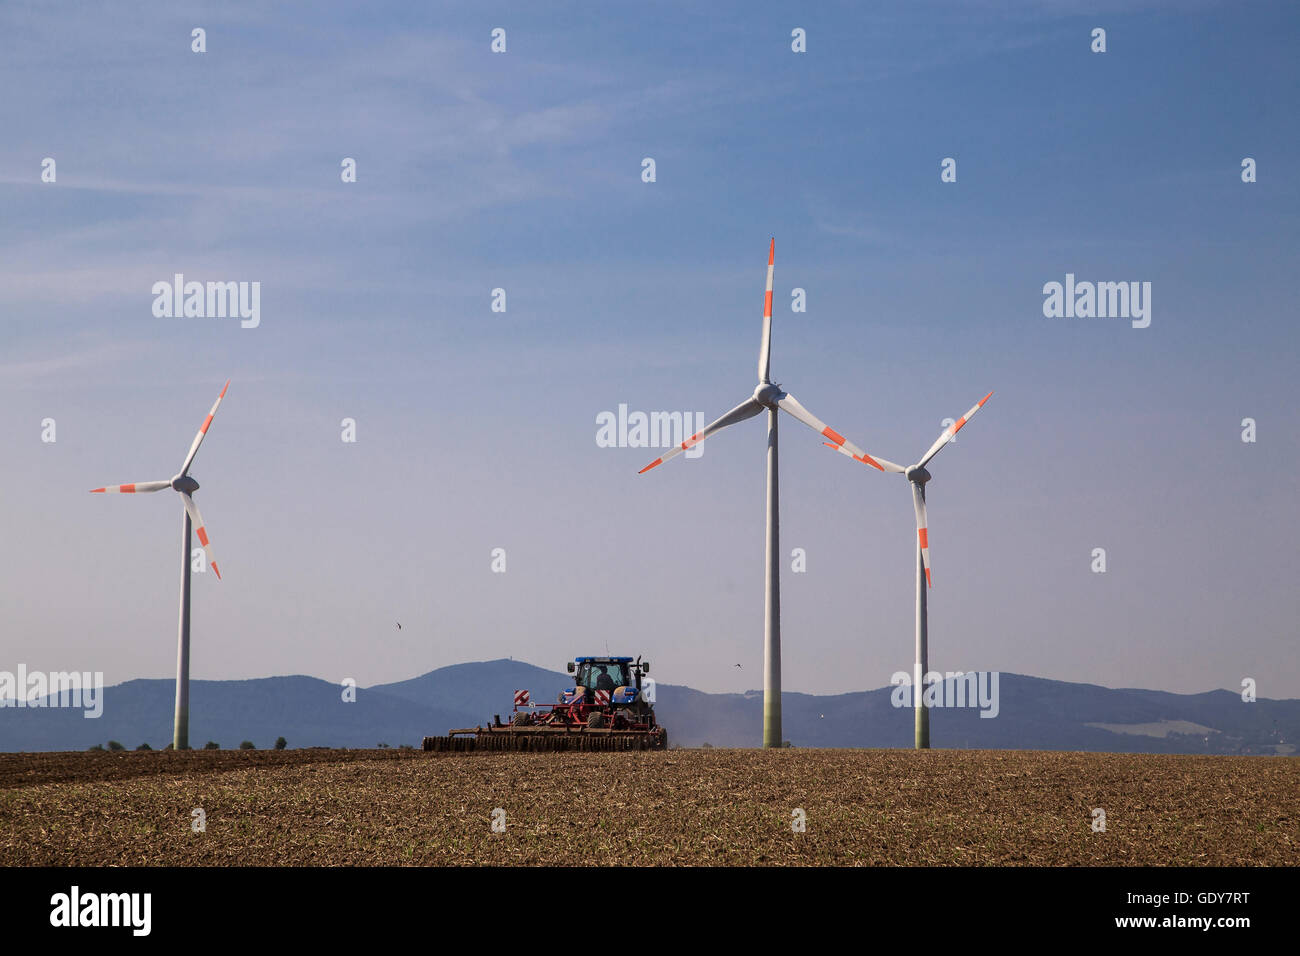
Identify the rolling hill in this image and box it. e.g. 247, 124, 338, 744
0, 660, 1295, 754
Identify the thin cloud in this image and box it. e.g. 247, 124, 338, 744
0, 338, 158, 387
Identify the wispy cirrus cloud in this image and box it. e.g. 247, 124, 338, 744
0, 337, 159, 387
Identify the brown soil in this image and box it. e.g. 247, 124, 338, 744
1, 748, 1294, 866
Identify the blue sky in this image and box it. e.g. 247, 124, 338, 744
2, 0, 1297, 699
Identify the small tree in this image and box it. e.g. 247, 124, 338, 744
107, 740, 125, 751
88, 744, 105, 752
163, 742, 174, 750
203, 741, 220, 750
135, 742, 152, 751
274, 736, 287, 751
239, 740, 255, 750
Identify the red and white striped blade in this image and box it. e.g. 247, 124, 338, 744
778, 392, 904, 472
180, 492, 221, 580
179, 379, 230, 477
820, 439, 906, 473
917, 390, 993, 469
757, 238, 775, 383
638, 397, 763, 474
90, 480, 171, 494
911, 482, 932, 588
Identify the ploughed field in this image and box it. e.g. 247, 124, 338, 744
1, 748, 1295, 866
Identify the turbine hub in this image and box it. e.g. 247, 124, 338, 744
171, 475, 199, 494
753, 382, 783, 407
905, 465, 931, 485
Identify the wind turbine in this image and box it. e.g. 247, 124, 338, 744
824, 391, 993, 749
639, 240, 891, 748
91, 380, 228, 751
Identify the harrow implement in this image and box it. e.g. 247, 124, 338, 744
423, 726, 667, 752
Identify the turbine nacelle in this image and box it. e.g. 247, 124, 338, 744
753, 382, 784, 408
171, 475, 200, 494
905, 465, 932, 485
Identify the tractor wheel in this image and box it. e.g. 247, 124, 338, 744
587, 711, 606, 729
656, 728, 668, 750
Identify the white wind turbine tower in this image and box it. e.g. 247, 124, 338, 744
825, 391, 993, 749
91, 380, 229, 751
640, 240, 893, 748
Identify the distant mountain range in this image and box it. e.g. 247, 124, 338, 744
1, 659, 1295, 754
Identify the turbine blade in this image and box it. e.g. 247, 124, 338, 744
757, 238, 774, 383
917, 390, 994, 469
638, 398, 763, 473
820, 441, 904, 473
778, 391, 905, 472
912, 482, 931, 588
179, 379, 230, 477
180, 492, 221, 580
90, 481, 172, 494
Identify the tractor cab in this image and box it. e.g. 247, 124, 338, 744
564, 656, 651, 706
571, 657, 633, 693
